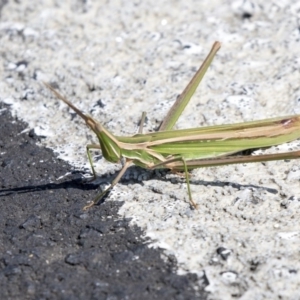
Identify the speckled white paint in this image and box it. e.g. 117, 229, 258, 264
1, 0, 300, 299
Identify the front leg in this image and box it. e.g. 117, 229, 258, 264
86, 143, 102, 179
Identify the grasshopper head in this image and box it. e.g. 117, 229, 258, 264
44, 83, 122, 164
86, 118, 122, 163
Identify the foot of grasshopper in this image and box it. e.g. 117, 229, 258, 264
150, 156, 198, 209
85, 143, 102, 181
83, 160, 133, 210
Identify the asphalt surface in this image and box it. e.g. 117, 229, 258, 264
0, 102, 208, 299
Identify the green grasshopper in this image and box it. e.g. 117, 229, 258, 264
44, 41, 300, 210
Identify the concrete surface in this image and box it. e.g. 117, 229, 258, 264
1, 0, 300, 299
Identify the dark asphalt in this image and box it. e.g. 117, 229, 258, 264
0, 102, 208, 299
